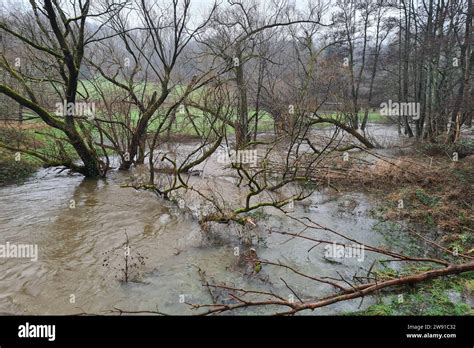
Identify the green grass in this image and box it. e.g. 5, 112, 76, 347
77, 79, 203, 102
415, 188, 440, 207
351, 270, 474, 316
9, 108, 384, 148
145, 107, 275, 136
318, 111, 386, 123
14, 76, 387, 138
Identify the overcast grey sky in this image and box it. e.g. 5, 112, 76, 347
2, 0, 312, 16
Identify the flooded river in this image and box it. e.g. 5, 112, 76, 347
0, 125, 427, 315
0, 166, 410, 315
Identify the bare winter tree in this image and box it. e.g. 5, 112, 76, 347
0, 0, 126, 177
87, 0, 220, 171
197, 0, 330, 148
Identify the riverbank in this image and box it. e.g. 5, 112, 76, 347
323, 142, 474, 316
0, 149, 39, 186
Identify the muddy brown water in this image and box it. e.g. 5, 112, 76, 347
0, 125, 423, 315
0, 166, 412, 315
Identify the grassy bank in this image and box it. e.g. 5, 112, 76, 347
321, 141, 474, 315
0, 148, 39, 186
353, 270, 473, 316
0, 127, 78, 186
